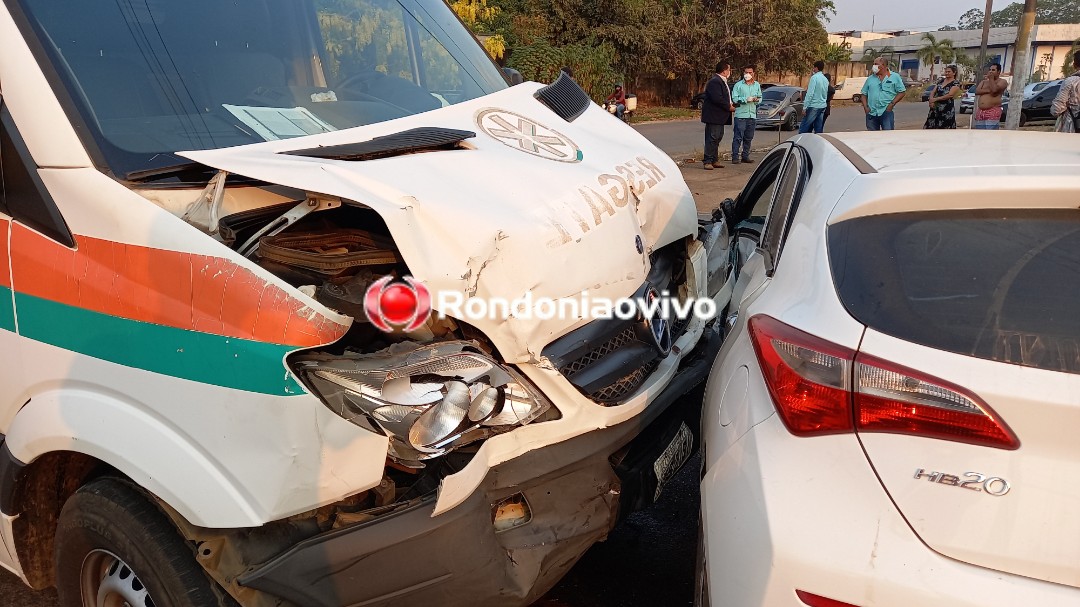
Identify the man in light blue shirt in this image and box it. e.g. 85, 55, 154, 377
799, 60, 829, 133
861, 57, 906, 130
731, 65, 762, 164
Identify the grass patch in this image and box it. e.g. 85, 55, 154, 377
903, 86, 926, 102
632, 106, 698, 123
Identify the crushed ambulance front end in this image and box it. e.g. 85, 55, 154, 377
175, 80, 727, 606
3, 0, 728, 600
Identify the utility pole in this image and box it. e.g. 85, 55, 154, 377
1005, 0, 1037, 130
975, 0, 994, 81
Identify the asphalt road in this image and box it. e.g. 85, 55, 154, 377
633, 100, 954, 156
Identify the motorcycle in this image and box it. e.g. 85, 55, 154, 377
603, 93, 637, 124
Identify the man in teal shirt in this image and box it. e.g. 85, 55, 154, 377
799, 60, 829, 133
731, 65, 762, 164
861, 57, 906, 130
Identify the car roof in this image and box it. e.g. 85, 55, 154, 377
821, 130, 1080, 173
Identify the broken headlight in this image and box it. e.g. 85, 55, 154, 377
295, 341, 554, 465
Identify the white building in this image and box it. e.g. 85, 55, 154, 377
828, 30, 901, 61
860, 24, 1080, 82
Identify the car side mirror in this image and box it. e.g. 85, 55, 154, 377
502, 67, 524, 86
718, 197, 738, 228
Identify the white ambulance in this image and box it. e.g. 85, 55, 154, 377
0, 0, 728, 605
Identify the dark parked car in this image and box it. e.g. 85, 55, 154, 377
692, 83, 780, 110
1020, 83, 1061, 126
754, 86, 804, 131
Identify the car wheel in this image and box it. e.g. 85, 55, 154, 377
695, 100, 703, 110
783, 111, 798, 131
851, 94, 861, 104
1020, 111, 1028, 127
56, 478, 236, 607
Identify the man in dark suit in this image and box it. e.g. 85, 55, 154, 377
701, 61, 735, 170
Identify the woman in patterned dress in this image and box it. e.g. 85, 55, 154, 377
923, 65, 960, 129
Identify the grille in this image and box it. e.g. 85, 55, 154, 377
545, 242, 694, 406
591, 359, 661, 403
282, 127, 474, 161
558, 326, 655, 405
534, 72, 591, 122
561, 327, 637, 376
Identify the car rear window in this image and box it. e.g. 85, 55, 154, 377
829, 209, 1080, 375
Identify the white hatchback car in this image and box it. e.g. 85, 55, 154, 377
698, 131, 1080, 606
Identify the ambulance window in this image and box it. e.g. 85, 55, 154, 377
0, 104, 75, 247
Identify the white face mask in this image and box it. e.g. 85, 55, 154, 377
872, 64, 881, 75
744, 73, 753, 81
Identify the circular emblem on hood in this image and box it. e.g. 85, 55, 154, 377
475, 109, 582, 163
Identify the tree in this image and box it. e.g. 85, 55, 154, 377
989, 2, 1023, 27
917, 33, 957, 80
957, 8, 983, 30
956, 1, 1078, 31
938, 25, 958, 31
822, 41, 853, 62
953, 50, 979, 81
451, 0, 506, 59
1041, 0, 1080, 24
1064, 37, 1080, 78
487, 0, 837, 101
861, 46, 895, 65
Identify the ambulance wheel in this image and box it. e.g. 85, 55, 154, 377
55, 478, 234, 607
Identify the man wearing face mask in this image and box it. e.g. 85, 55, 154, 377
800, 60, 829, 133
701, 61, 735, 170
861, 57, 906, 130
731, 65, 762, 164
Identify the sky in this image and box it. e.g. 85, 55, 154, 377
825, 0, 1012, 33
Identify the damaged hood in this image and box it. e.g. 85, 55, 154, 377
181, 83, 697, 362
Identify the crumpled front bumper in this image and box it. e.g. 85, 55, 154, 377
237, 328, 720, 607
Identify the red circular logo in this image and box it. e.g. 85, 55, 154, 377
364, 276, 432, 332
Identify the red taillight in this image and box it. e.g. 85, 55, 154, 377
748, 315, 855, 436
748, 315, 1019, 450
796, 590, 861, 607
854, 353, 1020, 450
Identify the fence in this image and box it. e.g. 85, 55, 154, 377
758, 61, 868, 88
